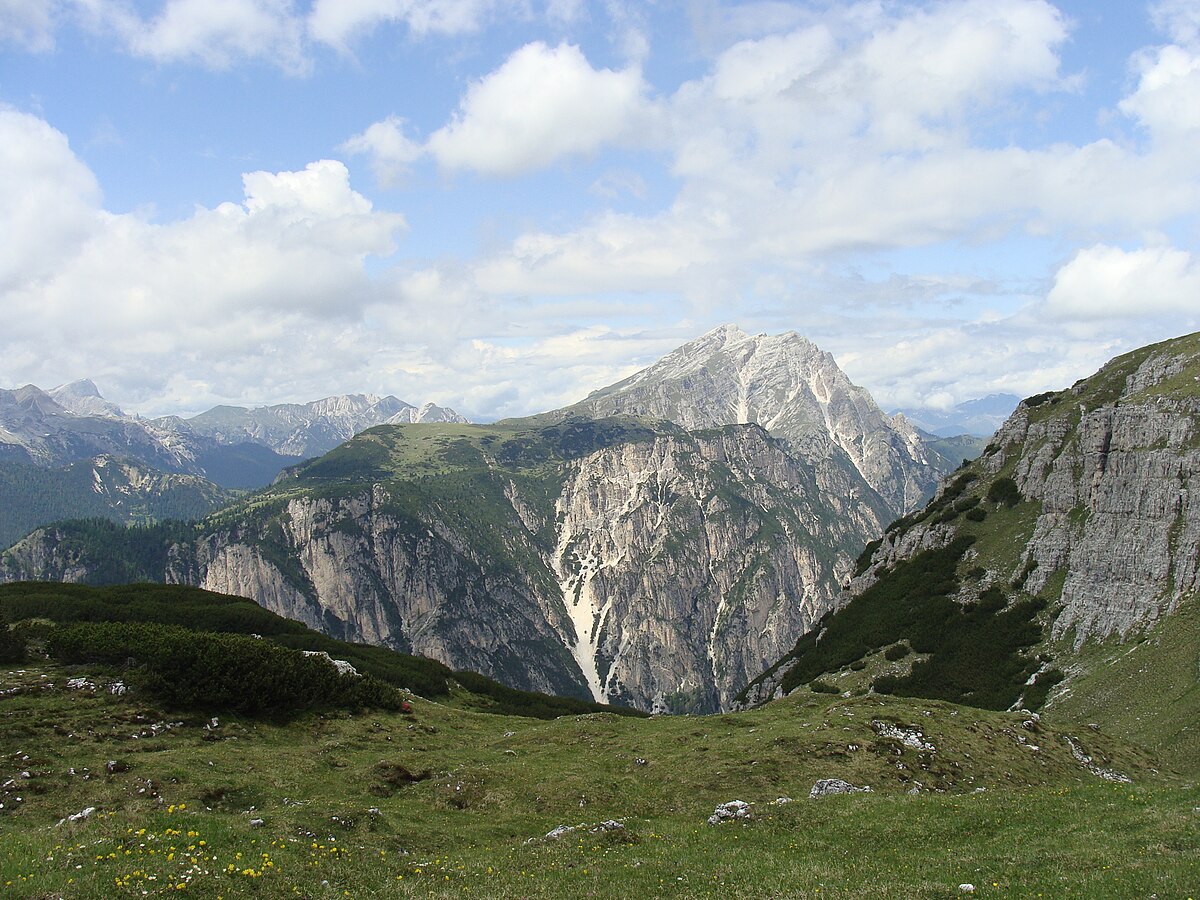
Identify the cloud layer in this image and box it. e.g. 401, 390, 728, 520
1, 1, 1198, 419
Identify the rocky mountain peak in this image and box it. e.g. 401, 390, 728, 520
567, 325, 942, 516
49, 380, 126, 419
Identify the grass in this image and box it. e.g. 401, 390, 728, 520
1050, 594, 1200, 775
2, 661, 1196, 898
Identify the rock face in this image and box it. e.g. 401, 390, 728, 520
3, 419, 887, 712
741, 331, 1200, 707
986, 349, 1200, 644
551, 427, 884, 710
563, 324, 944, 517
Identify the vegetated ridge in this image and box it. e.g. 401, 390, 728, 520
0, 581, 640, 720
739, 331, 1200, 771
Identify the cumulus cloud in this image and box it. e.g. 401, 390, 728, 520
426, 41, 653, 175
340, 116, 425, 187
0, 112, 410, 407
1045, 245, 1200, 319
0, 107, 102, 292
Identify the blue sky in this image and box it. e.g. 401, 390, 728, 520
2, 0, 1198, 421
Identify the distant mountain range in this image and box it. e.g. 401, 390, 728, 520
893, 393, 1021, 438
0, 380, 467, 485
0, 381, 467, 548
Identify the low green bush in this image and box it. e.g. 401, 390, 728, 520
986, 477, 1022, 507
884, 642, 911, 661
0, 609, 24, 663
46, 620, 403, 717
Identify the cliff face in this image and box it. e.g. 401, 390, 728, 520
3, 421, 886, 713
740, 331, 1200, 709
552, 428, 883, 711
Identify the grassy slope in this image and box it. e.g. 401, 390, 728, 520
0, 661, 1195, 899
1049, 595, 1200, 775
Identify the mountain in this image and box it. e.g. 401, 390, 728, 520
558, 324, 946, 517
895, 393, 1021, 438
1, 415, 890, 712
0, 329, 987, 713
173, 395, 468, 459
0, 455, 235, 550
738, 332, 1200, 769
0, 382, 468, 488
48, 378, 128, 418
0, 385, 190, 472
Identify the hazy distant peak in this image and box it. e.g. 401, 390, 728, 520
50, 379, 127, 419
54, 378, 101, 398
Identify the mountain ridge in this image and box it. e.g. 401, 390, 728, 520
737, 330, 1200, 768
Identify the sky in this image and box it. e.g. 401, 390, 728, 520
1, 0, 1198, 422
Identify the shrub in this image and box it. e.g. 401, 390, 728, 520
855, 539, 883, 576
1021, 667, 1065, 711
986, 477, 1021, 507
965, 507, 987, 522
810, 679, 840, 694
0, 609, 24, 664
46, 621, 403, 718
1024, 391, 1059, 407
884, 642, 911, 662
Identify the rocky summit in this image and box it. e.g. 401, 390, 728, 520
562, 324, 947, 518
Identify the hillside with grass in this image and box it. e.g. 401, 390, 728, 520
0, 582, 643, 721
1, 645, 1195, 897
739, 332, 1200, 773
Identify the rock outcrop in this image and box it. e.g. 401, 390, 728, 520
859, 333, 1200, 645
741, 331, 1200, 707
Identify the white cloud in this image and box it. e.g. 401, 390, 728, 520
307, 0, 499, 49
73, 0, 307, 72
0, 107, 102, 292
1045, 244, 1200, 319
340, 116, 425, 187
0, 0, 61, 50
1151, 0, 1200, 46
426, 41, 653, 175
0, 115, 410, 407
1121, 42, 1200, 138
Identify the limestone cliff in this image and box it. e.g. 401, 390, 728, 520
739, 331, 1200, 710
